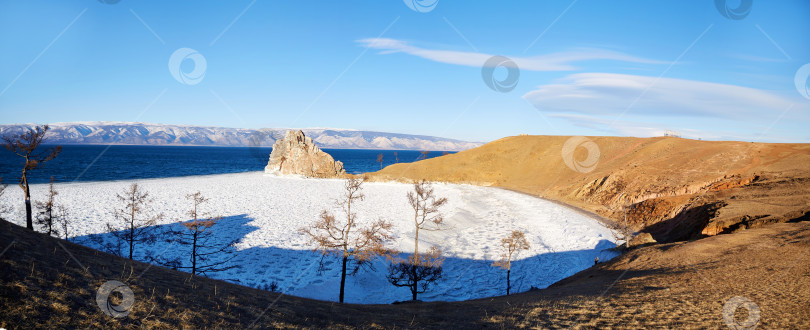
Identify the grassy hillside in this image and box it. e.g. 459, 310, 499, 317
1, 218, 808, 328
369, 136, 810, 242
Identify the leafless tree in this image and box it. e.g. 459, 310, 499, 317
172, 191, 239, 276
418, 150, 430, 160
56, 205, 71, 241
407, 180, 447, 256
376, 153, 384, 170
393, 151, 399, 163
35, 177, 67, 237
387, 246, 444, 301
299, 178, 393, 303
609, 202, 634, 248
492, 230, 530, 295
611, 222, 634, 249
2, 125, 61, 230
442, 151, 450, 156
106, 183, 163, 259
387, 180, 448, 301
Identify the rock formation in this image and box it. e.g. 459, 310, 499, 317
264, 130, 345, 178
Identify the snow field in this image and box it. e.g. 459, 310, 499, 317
0, 171, 618, 304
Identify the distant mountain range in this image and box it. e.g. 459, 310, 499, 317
0, 122, 483, 151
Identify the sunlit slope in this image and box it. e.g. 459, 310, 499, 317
369, 135, 810, 242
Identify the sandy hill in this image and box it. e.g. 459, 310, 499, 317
369, 135, 810, 243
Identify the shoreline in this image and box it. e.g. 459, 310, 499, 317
494, 186, 620, 230
24, 171, 618, 234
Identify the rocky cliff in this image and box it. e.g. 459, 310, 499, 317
264, 130, 346, 178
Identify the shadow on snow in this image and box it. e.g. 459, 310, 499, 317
75, 215, 618, 304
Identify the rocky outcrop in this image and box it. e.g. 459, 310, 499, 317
264, 130, 345, 178
627, 232, 657, 247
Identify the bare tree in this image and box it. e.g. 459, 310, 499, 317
2, 125, 61, 230
299, 178, 393, 303
387, 246, 444, 301
376, 153, 384, 170
418, 150, 430, 160
173, 191, 239, 276
609, 202, 634, 249
441, 151, 450, 156
35, 177, 65, 237
407, 180, 447, 256
388, 180, 448, 301
492, 230, 530, 295
106, 183, 163, 259
56, 205, 70, 241
393, 151, 399, 163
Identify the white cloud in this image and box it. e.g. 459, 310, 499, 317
547, 113, 668, 137
356, 38, 664, 71
546, 113, 799, 143
523, 72, 804, 119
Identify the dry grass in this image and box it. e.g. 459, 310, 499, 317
1, 218, 808, 328
368, 135, 810, 242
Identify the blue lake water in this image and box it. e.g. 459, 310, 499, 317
0, 145, 452, 184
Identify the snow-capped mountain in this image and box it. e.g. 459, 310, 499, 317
0, 122, 483, 151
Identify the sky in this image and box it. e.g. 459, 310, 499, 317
1, 0, 809, 143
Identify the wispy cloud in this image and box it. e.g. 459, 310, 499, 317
356, 38, 664, 71
548, 113, 797, 143
523, 72, 805, 119
549, 113, 672, 137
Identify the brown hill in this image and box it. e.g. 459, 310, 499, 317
2, 217, 808, 328
369, 136, 810, 243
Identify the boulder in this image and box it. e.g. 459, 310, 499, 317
628, 232, 657, 247
264, 130, 345, 178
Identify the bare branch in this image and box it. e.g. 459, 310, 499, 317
298, 177, 392, 303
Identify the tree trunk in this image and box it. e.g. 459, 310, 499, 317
47, 207, 53, 235
129, 224, 134, 260
23, 181, 32, 230
339, 256, 348, 303
192, 230, 198, 275
414, 228, 419, 259
506, 269, 511, 295
411, 265, 418, 301
129, 203, 136, 260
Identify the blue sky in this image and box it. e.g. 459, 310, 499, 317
1, 0, 809, 143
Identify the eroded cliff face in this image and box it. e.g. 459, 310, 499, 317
369, 135, 810, 243
265, 130, 346, 178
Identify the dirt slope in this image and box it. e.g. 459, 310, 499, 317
369, 136, 810, 242
2, 218, 808, 328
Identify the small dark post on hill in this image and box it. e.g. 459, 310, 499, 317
2, 125, 61, 230
107, 183, 163, 259
377, 153, 384, 170
299, 178, 393, 303
394, 151, 399, 163
387, 180, 447, 301
492, 230, 530, 295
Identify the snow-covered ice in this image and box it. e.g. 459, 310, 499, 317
0, 172, 618, 304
